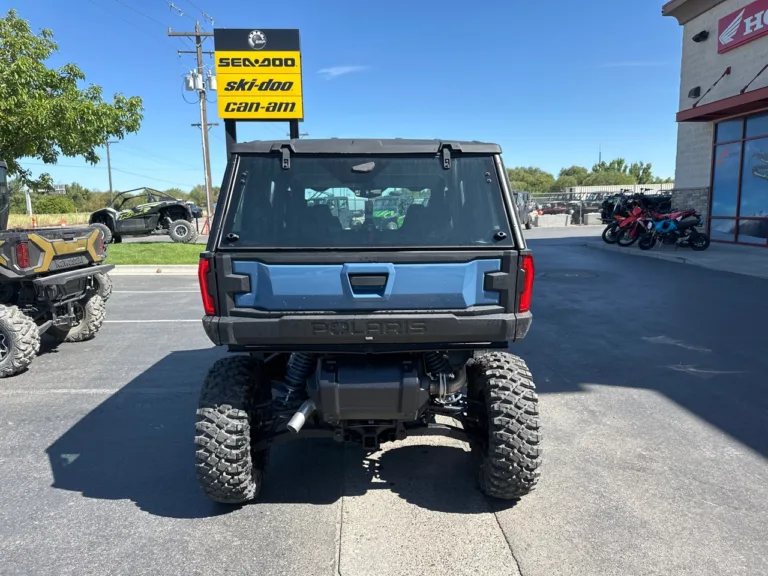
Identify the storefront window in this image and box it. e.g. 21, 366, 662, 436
711, 111, 768, 245
739, 138, 768, 218
716, 118, 743, 143
710, 219, 736, 242
746, 112, 768, 139
737, 219, 768, 245
711, 143, 741, 216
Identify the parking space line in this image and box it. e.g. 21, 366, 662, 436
104, 319, 200, 323
0, 388, 194, 395
112, 290, 199, 293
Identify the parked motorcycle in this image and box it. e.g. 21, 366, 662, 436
601, 192, 673, 244
638, 211, 710, 251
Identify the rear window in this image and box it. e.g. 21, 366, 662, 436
220, 154, 513, 249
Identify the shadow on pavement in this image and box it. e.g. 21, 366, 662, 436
45, 347, 509, 517
46, 347, 231, 519
46, 237, 768, 517
519, 236, 768, 458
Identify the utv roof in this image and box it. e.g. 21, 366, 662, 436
230, 138, 502, 155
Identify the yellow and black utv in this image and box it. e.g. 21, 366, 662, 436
0, 161, 114, 377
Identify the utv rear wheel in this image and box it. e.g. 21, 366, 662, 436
89, 222, 112, 245
62, 293, 106, 342
467, 352, 542, 500
93, 272, 113, 301
169, 219, 198, 243
0, 306, 40, 377
195, 355, 272, 504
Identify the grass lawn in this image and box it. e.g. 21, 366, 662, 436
104, 242, 203, 265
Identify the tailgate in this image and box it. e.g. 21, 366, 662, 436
211, 250, 523, 317
0, 227, 106, 275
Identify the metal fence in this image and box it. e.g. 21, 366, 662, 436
528, 189, 675, 226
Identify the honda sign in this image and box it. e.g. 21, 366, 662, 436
718, 0, 768, 53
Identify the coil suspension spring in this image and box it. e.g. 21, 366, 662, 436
424, 351, 451, 375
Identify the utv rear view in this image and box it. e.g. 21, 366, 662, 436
196, 139, 541, 504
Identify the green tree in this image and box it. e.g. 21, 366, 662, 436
629, 162, 654, 184
581, 171, 637, 186
188, 184, 221, 208
506, 167, 555, 194
558, 166, 590, 185
33, 194, 75, 214
0, 9, 143, 188
8, 178, 36, 214
592, 158, 630, 174
65, 182, 92, 211
549, 175, 579, 192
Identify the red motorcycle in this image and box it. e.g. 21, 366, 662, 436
616, 207, 698, 247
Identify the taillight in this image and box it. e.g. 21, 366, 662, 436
198, 257, 215, 315
96, 231, 104, 254
16, 242, 30, 269
518, 254, 534, 313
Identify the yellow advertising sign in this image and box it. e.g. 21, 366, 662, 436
213, 29, 303, 121
218, 98, 304, 120
215, 51, 302, 72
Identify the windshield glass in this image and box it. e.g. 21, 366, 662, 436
221, 154, 513, 248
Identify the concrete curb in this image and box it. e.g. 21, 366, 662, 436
585, 242, 768, 280
585, 241, 689, 264
110, 265, 198, 276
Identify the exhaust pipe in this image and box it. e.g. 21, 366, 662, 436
430, 367, 467, 398
286, 399, 316, 434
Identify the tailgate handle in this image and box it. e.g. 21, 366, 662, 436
348, 274, 388, 289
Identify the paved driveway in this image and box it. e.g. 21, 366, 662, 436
0, 235, 765, 576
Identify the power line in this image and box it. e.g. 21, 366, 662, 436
21, 162, 198, 188
181, 0, 214, 25
110, 167, 197, 187
112, 0, 169, 28
87, 0, 157, 39
120, 144, 199, 170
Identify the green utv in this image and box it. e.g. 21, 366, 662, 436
196, 139, 540, 504
0, 161, 113, 377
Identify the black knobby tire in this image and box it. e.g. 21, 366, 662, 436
89, 222, 113, 245
64, 293, 106, 342
93, 272, 113, 301
0, 305, 41, 378
638, 233, 656, 251
601, 223, 618, 244
195, 355, 272, 504
467, 352, 542, 500
689, 231, 710, 251
169, 219, 199, 243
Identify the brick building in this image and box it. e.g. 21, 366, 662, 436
664, 0, 768, 246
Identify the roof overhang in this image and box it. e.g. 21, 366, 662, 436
677, 85, 768, 121
662, 0, 728, 25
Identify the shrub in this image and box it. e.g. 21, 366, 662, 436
33, 195, 76, 214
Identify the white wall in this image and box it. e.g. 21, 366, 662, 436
674, 0, 768, 187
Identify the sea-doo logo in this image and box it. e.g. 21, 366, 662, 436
718, 1, 768, 53
217, 56, 297, 68
248, 30, 267, 50
223, 78, 295, 92
310, 320, 427, 337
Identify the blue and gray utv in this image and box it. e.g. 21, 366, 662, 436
196, 139, 540, 504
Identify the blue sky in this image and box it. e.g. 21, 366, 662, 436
9, 1, 683, 191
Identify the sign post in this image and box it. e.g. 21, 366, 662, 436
213, 28, 304, 155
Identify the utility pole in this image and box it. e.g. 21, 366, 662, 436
105, 140, 118, 201
169, 22, 215, 225
288, 131, 310, 139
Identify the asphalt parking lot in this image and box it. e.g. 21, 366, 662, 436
0, 232, 766, 576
